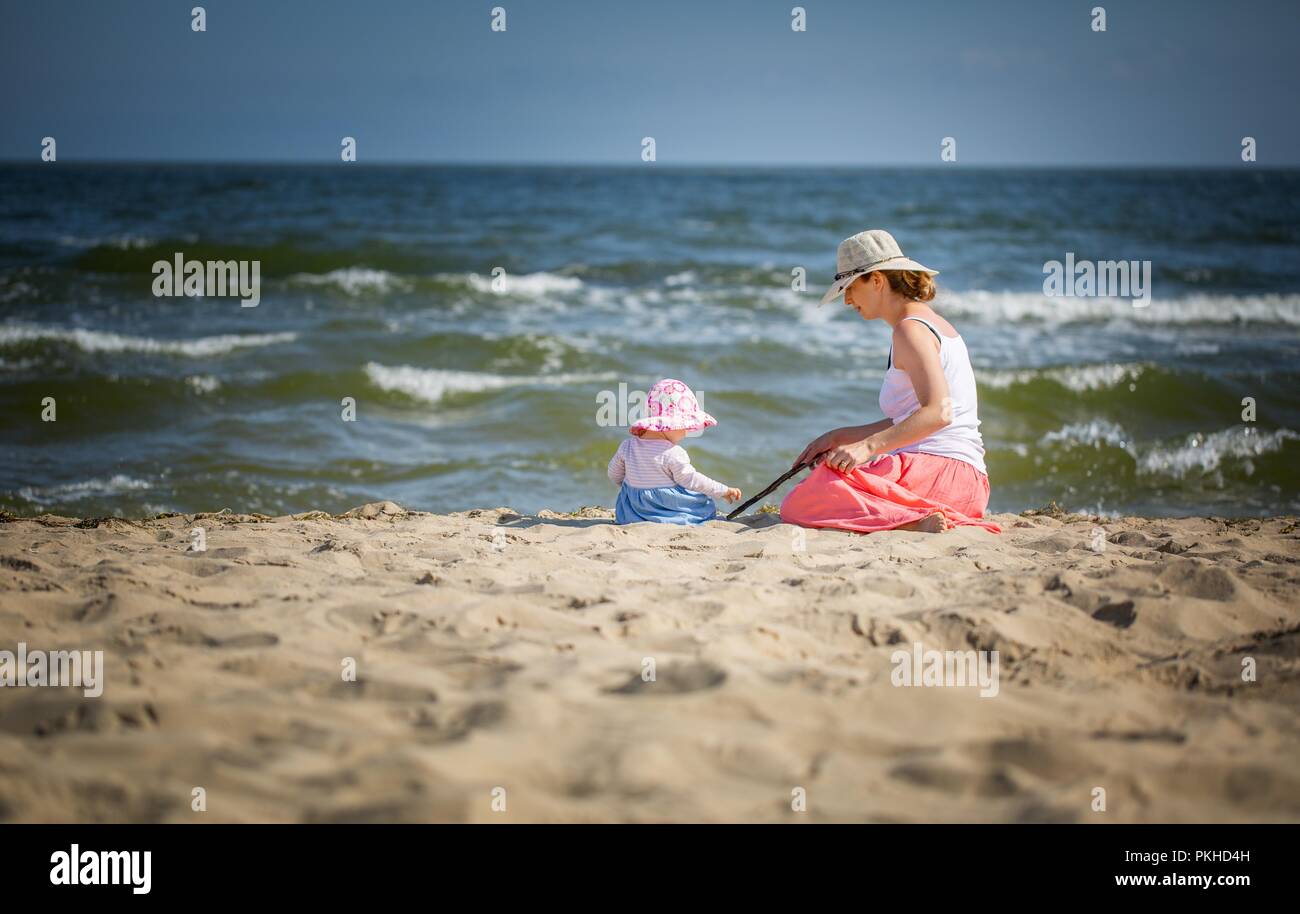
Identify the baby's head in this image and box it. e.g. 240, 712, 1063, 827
629, 378, 716, 440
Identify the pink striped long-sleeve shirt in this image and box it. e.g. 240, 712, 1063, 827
607, 437, 729, 498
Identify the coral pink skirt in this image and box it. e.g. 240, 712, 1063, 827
780, 452, 1001, 534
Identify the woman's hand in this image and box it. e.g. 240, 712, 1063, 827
722, 487, 742, 503
793, 430, 844, 469
821, 438, 879, 474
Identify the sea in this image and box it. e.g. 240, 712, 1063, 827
2, 164, 1298, 518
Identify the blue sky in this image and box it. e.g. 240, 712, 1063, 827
2, 0, 1297, 165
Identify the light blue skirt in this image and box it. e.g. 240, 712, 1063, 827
615, 484, 717, 525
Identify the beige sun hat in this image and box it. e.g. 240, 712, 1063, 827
819, 230, 938, 305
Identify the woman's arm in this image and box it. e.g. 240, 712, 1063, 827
834, 418, 897, 446
820, 322, 952, 472
792, 418, 893, 468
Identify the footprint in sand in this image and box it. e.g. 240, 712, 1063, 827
1044, 574, 1140, 628
0, 556, 42, 572
212, 631, 280, 649
603, 660, 727, 695
122, 623, 279, 649
1157, 562, 1241, 602
75, 593, 117, 623
408, 700, 506, 744
3, 698, 162, 738
888, 761, 1020, 798
1092, 600, 1137, 628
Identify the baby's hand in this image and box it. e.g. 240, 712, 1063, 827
723, 487, 742, 503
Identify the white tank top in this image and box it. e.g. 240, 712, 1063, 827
878, 316, 987, 475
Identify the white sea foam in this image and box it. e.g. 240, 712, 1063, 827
0, 279, 37, 303
478, 332, 576, 373
978, 369, 1041, 391
1138, 427, 1297, 477
365, 362, 612, 404
56, 234, 163, 249
0, 325, 296, 357
453, 273, 1300, 329
938, 290, 1300, 326
1038, 421, 1297, 479
503, 270, 1300, 328
1040, 420, 1133, 452
980, 363, 1147, 392
17, 475, 152, 504
185, 374, 221, 394
290, 268, 410, 295
463, 271, 584, 295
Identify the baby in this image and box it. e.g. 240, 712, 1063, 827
607, 379, 741, 525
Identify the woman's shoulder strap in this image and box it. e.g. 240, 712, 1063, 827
899, 315, 943, 344
888, 316, 943, 369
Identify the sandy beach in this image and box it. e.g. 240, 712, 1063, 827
1, 502, 1297, 823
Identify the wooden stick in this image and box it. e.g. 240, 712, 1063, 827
726, 462, 810, 520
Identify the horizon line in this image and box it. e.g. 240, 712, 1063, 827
0, 158, 1287, 171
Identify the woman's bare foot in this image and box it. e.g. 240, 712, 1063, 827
897, 512, 950, 533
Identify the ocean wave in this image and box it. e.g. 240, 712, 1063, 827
57, 233, 171, 250
0, 278, 39, 303
0, 324, 296, 357
69, 238, 432, 276
939, 290, 1300, 326
562, 260, 790, 289
478, 331, 587, 373
289, 268, 411, 295
1038, 421, 1297, 479
364, 362, 612, 404
418, 271, 1300, 329
16, 475, 152, 504
462, 271, 584, 296
1138, 427, 1298, 478
185, 374, 221, 394
439, 271, 1300, 329
1040, 420, 1134, 452
980, 363, 1147, 392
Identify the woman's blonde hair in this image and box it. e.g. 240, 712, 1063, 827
879, 269, 936, 302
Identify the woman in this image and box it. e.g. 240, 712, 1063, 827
780, 230, 1000, 534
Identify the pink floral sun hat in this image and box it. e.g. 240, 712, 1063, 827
630, 379, 716, 436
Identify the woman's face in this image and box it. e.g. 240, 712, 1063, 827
844, 272, 882, 319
